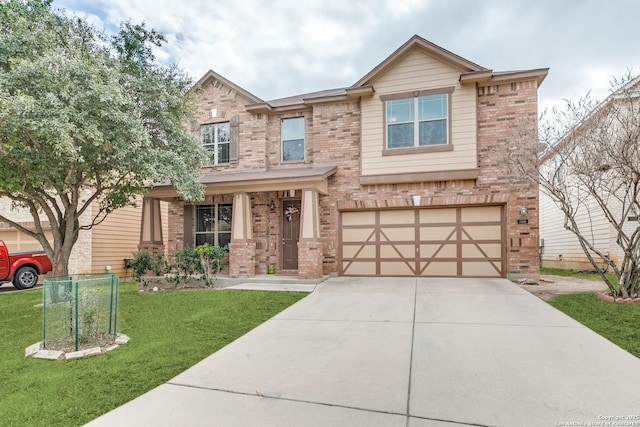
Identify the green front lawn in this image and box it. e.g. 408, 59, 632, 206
548, 293, 640, 359
542, 268, 638, 358
0, 283, 306, 427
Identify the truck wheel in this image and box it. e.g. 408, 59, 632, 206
13, 266, 38, 290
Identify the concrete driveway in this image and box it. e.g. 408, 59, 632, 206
86, 277, 640, 426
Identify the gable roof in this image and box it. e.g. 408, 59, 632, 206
194, 70, 263, 104
195, 35, 548, 113
352, 34, 488, 87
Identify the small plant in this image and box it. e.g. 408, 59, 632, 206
196, 243, 228, 287
166, 246, 203, 287
130, 251, 153, 285
151, 252, 168, 276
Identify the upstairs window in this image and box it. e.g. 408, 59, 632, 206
201, 122, 230, 164
281, 117, 304, 162
384, 89, 452, 150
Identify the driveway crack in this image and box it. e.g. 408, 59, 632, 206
406, 279, 418, 425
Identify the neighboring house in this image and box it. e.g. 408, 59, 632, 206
141, 35, 547, 280
0, 197, 148, 278
539, 77, 640, 271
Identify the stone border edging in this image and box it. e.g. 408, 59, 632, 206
596, 292, 640, 304
25, 334, 130, 360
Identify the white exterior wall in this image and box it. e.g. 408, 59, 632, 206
539, 183, 626, 269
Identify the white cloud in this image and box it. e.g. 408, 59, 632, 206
53, 0, 640, 108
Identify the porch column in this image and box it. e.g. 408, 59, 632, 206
298, 188, 323, 279
229, 192, 255, 278
139, 197, 164, 254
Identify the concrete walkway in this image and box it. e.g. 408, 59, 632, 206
86, 277, 640, 426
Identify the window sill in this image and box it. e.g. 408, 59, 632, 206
383, 144, 453, 156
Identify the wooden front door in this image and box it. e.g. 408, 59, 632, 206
281, 199, 301, 270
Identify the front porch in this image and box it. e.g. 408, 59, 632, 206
139, 165, 337, 280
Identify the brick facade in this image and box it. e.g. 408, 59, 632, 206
158, 38, 544, 280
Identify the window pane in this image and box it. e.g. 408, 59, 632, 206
218, 205, 232, 232
418, 94, 447, 120
217, 233, 231, 247
419, 120, 447, 145
194, 204, 233, 247
204, 146, 215, 164
388, 123, 414, 148
282, 117, 304, 140
217, 123, 230, 142
283, 139, 304, 161
196, 206, 214, 232
196, 234, 214, 246
387, 99, 414, 123
201, 125, 215, 146
218, 142, 229, 164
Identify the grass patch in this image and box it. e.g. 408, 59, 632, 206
548, 293, 640, 358
0, 283, 306, 426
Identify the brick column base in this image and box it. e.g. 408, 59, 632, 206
298, 240, 323, 279
229, 242, 256, 278
138, 243, 165, 255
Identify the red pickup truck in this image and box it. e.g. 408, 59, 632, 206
0, 240, 53, 290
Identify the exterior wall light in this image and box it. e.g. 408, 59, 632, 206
520, 205, 528, 215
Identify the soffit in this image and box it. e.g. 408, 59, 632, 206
146, 164, 338, 200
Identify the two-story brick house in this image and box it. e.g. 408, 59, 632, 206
140, 35, 547, 281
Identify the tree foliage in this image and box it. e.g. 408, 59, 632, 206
0, 0, 207, 274
513, 74, 640, 298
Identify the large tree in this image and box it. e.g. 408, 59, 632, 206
510, 74, 640, 298
0, 0, 207, 275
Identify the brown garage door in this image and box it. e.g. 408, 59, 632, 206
339, 205, 504, 277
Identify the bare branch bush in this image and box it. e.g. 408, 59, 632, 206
505, 74, 640, 298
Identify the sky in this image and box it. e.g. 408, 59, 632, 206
52, 0, 638, 113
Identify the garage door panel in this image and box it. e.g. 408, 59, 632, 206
421, 261, 457, 276
380, 210, 414, 224
342, 261, 376, 275
461, 225, 501, 240
419, 226, 456, 240
340, 206, 504, 278
342, 245, 376, 258
380, 262, 415, 276
420, 208, 456, 222
461, 206, 501, 222
380, 244, 414, 258
342, 211, 375, 226
342, 228, 375, 242
462, 243, 502, 258
462, 261, 502, 277
0, 229, 53, 251
420, 244, 457, 258
380, 227, 414, 241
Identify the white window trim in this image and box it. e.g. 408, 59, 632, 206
202, 122, 230, 165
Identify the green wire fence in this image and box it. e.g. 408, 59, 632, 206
43, 273, 119, 352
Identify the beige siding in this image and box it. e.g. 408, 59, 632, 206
540, 186, 617, 269
91, 202, 143, 277
361, 49, 478, 177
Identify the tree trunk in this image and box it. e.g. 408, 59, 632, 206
52, 251, 69, 276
